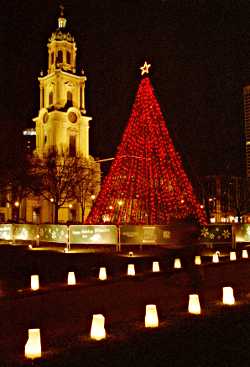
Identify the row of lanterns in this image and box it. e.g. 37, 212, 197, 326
212, 249, 248, 262
30, 263, 158, 290
29, 260, 191, 290
28, 249, 248, 291
25, 252, 245, 359
25, 286, 236, 360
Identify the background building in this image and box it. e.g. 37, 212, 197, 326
243, 86, 250, 180
200, 175, 248, 223
22, 128, 36, 155
243, 85, 250, 213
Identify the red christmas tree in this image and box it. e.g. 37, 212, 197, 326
87, 66, 207, 225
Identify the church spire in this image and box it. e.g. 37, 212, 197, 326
58, 5, 67, 29
47, 5, 76, 74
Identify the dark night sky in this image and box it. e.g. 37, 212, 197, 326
0, 0, 249, 179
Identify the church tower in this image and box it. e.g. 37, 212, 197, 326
33, 6, 91, 158
21, 7, 100, 224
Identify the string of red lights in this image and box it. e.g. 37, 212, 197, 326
87, 76, 207, 225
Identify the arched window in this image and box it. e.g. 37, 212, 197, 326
67, 91, 73, 103
80, 86, 83, 109
32, 207, 41, 224
66, 51, 71, 64
41, 88, 44, 108
51, 52, 54, 65
57, 50, 63, 63
49, 91, 53, 105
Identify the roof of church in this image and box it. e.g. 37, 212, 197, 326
48, 6, 75, 44
49, 30, 74, 43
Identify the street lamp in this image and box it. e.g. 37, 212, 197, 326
50, 198, 54, 223
13, 201, 20, 222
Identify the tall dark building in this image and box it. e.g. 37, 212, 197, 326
22, 128, 36, 154
243, 86, 250, 180
243, 85, 250, 212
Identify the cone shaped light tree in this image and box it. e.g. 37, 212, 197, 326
87, 63, 206, 225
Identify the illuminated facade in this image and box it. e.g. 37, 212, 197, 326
33, 10, 91, 159
0, 8, 100, 224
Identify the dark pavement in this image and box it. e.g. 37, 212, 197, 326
0, 247, 250, 366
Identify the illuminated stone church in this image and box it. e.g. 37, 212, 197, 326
13, 9, 100, 224
35, 9, 91, 159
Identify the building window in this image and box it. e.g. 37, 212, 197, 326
69, 208, 76, 223
41, 88, 44, 108
67, 91, 73, 104
0, 192, 6, 207
66, 51, 71, 64
32, 207, 40, 224
44, 135, 47, 145
80, 86, 83, 109
0, 213, 5, 222
51, 52, 54, 65
69, 135, 76, 157
49, 91, 53, 105
57, 50, 63, 64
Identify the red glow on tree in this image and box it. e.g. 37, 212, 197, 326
87, 76, 207, 225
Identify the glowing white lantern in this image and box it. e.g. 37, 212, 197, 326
90, 314, 106, 340
212, 254, 219, 263
67, 271, 76, 285
145, 304, 159, 328
174, 258, 181, 269
127, 264, 135, 276
194, 256, 201, 265
129, 251, 133, 257
223, 287, 235, 305
31, 275, 39, 291
188, 294, 201, 315
230, 251, 236, 261
242, 249, 248, 259
24, 328, 41, 359
99, 267, 107, 280
152, 261, 160, 272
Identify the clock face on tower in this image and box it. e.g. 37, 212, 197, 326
68, 111, 77, 123
43, 112, 48, 123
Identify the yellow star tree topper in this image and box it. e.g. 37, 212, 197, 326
140, 61, 151, 75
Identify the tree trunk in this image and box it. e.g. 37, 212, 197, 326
54, 203, 59, 224
12, 207, 20, 223
81, 204, 85, 224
